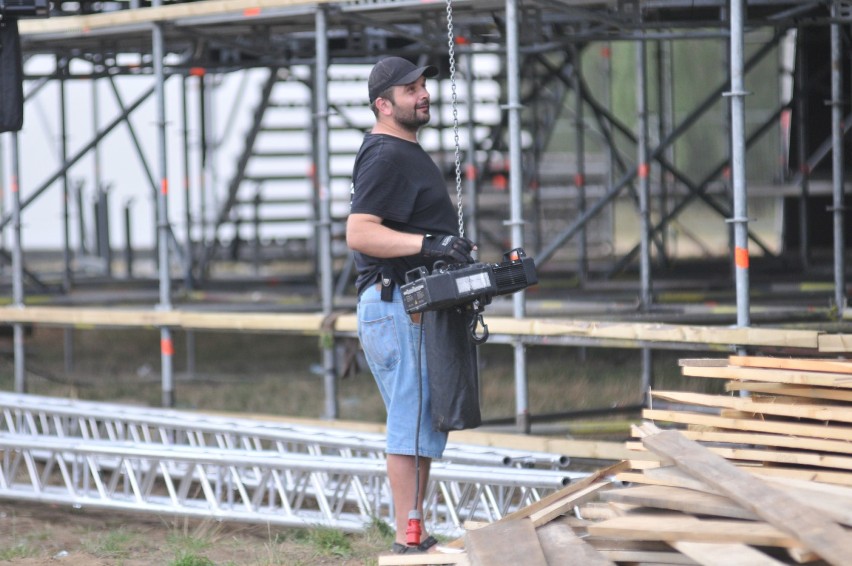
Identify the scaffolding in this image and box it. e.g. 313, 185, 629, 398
1, 0, 851, 423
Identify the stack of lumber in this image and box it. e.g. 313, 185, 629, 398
640, 355, 852, 488
604, 422, 852, 565
612, 355, 852, 565
379, 355, 852, 565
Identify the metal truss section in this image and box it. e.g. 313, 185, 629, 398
0, 393, 585, 534
0, 393, 571, 469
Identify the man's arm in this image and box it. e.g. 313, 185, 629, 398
346, 213, 423, 258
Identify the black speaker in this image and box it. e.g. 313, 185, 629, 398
0, 18, 23, 133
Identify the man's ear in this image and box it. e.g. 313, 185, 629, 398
375, 97, 393, 116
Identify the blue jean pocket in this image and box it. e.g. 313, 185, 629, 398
360, 315, 401, 371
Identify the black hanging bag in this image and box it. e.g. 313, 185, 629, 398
0, 18, 24, 133
424, 307, 481, 432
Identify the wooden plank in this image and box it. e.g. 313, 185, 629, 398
620, 468, 852, 532
587, 539, 678, 552
759, 478, 852, 527
0, 306, 183, 328
725, 381, 852, 403
586, 515, 798, 547
696, 445, 852, 471
681, 364, 852, 388
729, 355, 852, 374
624, 464, 852, 526
638, 424, 852, 566
535, 519, 616, 566
678, 358, 729, 367
763, 474, 852, 500
617, 465, 722, 492
652, 390, 852, 423
0, 306, 329, 333
598, 549, 697, 564
378, 552, 469, 565
444, 461, 628, 550
743, 465, 852, 487
656, 428, 852, 456
178, 311, 327, 332
0, 307, 842, 353
671, 542, 785, 566
528, 481, 612, 527
600, 485, 757, 520
485, 318, 821, 349
464, 519, 547, 566
643, 408, 852, 441
627, 440, 852, 471
819, 334, 852, 353
20, 0, 337, 35
576, 502, 619, 521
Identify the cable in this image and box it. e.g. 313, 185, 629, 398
405, 309, 425, 547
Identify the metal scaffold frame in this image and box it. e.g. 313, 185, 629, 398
1, 0, 851, 427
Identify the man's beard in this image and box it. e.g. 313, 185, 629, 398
394, 104, 430, 133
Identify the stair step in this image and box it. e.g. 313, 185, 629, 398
244, 174, 353, 183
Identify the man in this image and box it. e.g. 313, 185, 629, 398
346, 56, 476, 553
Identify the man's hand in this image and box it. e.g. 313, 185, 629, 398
421, 234, 476, 263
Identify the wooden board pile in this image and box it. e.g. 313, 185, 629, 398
379, 356, 852, 565
641, 355, 852, 488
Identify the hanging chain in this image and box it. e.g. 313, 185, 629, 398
446, 0, 465, 238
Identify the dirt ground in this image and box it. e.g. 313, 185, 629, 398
0, 499, 394, 565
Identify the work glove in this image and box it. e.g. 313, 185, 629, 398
421, 234, 476, 264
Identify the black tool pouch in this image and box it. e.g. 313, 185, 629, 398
0, 19, 24, 133
424, 307, 481, 432
379, 268, 394, 302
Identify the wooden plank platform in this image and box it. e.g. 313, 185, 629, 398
1, 306, 850, 352
19, 0, 336, 36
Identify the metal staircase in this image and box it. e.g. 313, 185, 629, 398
202, 65, 375, 274
0, 392, 586, 535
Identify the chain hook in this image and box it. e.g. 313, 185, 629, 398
468, 311, 489, 345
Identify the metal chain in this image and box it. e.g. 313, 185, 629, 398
446, 0, 465, 238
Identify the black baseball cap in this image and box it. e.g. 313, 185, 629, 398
368, 57, 438, 103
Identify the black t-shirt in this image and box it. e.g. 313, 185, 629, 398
349, 133, 458, 295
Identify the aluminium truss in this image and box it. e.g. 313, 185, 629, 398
0, 393, 588, 535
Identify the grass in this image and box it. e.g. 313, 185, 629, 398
82, 527, 139, 558
0, 543, 37, 561
305, 527, 354, 558
170, 552, 217, 566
